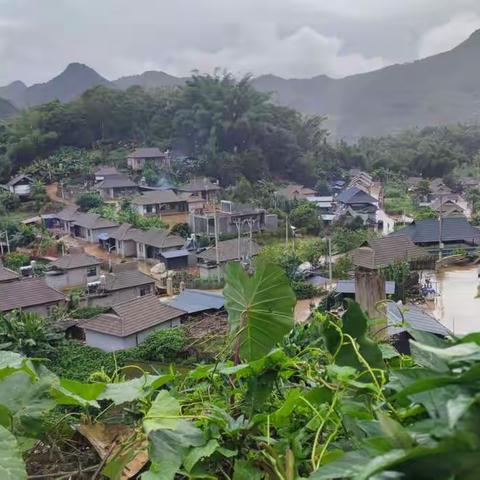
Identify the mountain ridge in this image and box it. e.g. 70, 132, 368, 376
2, 29, 480, 138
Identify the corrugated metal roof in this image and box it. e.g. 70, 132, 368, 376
160, 249, 189, 259
167, 289, 224, 314
128, 147, 163, 158
387, 302, 450, 336
95, 175, 137, 189
197, 238, 261, 263
336, 279, 395, 295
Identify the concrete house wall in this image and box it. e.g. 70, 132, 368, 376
85, 284, 154, 308
85, 318, 182, 352
45, 265, 100, 290
115, 239, 137, 258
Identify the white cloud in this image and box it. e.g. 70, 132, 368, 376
418, 13, 480, 58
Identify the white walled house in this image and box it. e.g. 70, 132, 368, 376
81, 295, 185, 351
7, 174, 35, 198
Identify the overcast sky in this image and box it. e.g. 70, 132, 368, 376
2, 0, 480, 86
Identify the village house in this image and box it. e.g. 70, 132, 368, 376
127, 148, 170, 171
86, 266, 156, 307
189, 200, 278, 237
70, 212, 119, 243
109, 223, 138, 258
176, 177, 221, 203
6, 174, 35, 198
406, 176, 423, 191
389, 217, 480, 255
94, 166, 120, 183
196, 237, 261, 279
0, 277, 66, 315
130, 228, 185, 260
132, 190, 190, 216
429, 178, 452, 198
45, 251, 101, 290
0, 265, 19, 283
94, 174, 138, 200
276, 184, 317, 201
81, 295, 185, 351
428, 194, 471, 218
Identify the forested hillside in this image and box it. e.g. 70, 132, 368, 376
1, 73, 480, 185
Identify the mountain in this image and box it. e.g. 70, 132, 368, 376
253, 29, 480, 139
114, 70, 186, 90
3, 63, 113, 109
3, 30, 480, 138
0, 97, 17, 119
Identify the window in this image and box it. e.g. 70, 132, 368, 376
139, 285, 151, 297
87, 266, 97, 277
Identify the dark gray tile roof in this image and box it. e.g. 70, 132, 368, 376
103, 270, 154, 292
0, 266, 19, 283
197, 238, 261, 263
337, 187, 377, 205
50, 252, 101, 270
54, 205, 80, 221
389, 217, 480, 244
167, 289, 224, 314
132, 189, 186, 205
130, 229, 184, 249
352, 235, 427, 269
73, 212, 119, 229
128, 147, 163, 158
95, 166, 119, 176
95, 175, 137, 189
81, 295, 185, 337
387, 302, 450, 336
109, 223, 136, 241
0, 278, 66, 312
178, 177, 220, 192
6, 174, 34, 186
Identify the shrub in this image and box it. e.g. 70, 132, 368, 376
76, 192, 105, 211
291, 280, 319, 299
3, 251, 30, 270
170, 223, 191, 239
71, 306, 108, 319
128, 327, 186, 362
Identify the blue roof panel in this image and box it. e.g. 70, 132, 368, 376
167, 289, 224, 314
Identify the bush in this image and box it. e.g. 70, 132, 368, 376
128, 328, 186, 362
76, 192, 105, 212
71, 306, 108, 319
170, 223, 191, 239
291, 280, 320, 299
3, 251, 30, 270
46, 341, 118, 382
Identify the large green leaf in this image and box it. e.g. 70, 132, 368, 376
223, 261, 296, 361
99, 374, 172, 405
0, 425, 27, 480
143, 390, 181, 434
51, 378, 106, 407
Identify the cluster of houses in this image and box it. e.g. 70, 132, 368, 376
277, 170, 394, 234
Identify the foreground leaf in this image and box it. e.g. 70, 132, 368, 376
224, 261, 295, 361
0, 425, 27, 480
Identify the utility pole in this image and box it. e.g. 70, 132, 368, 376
233, 218, 242, 261
285, 215, 289, 248
438, 194, 444, 260
213, 199, 221, 282
328, 236, 332, 284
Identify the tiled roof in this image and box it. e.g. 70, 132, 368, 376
197, 238, 261, 263
50, 252, 101, 270
167, 289, 224, 314
0, 278, 66, 312
336, 187, 377, 205
95, 175, 137, 189
128, 147, 163, 158
94, 166, 119, 176
6, 174, 34, 186
73, 212, 118, 230
81, 295, 185, 337
178, 177, 221, 193
103, 270, 154, 291
130, 228, 185, 249
389, 217, 480, 244
386, 302, 450, 337
276, 184, 316, 200
352, 235, 427, 269
109, 223, 136, 241
131, 189, 185, 205
0, 266, 19, 282
54, 205, 80, 221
